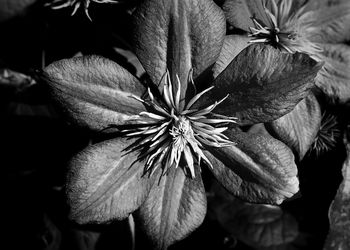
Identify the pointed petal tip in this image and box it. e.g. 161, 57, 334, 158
277, 176, 299, 205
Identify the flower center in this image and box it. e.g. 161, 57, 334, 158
248, 0, 322, 56
121, 70, 237, 178
170, 116, 191, 141
249, 17, 297, 53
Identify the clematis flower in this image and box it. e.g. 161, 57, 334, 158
45, 0, 119, 21
223, 0, 350, 103
43, 0, 321, 248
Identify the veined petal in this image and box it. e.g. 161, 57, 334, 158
304, 2, 350, 43
315, 43, 350, 103
133, 0, 226, 107
207, 44, 322, 125
67, 138, 155, 224
204, 129, 299, 204
135, 166, 206, 250
43, 56, 146, 131
266, 93, 322, 160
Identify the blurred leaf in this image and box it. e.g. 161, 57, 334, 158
211, 184, 299, 248
0, 0, 37, 22
0, 68, 35, 90
323, 139, 350, 249
70, 229, 100, 250
41, 214, 61, 250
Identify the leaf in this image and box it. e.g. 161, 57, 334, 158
209, 44, 322, 125
0, 68, 35, 89
204, 128, 299, 205
212, 35, 251, 78
212, 186, 298, 248
266, 93, 322, 161
67, 138, 155, 224
323, 140, 350, 249
0, 0, 36, 22
136, 166, 206, 250
43, 55, 146, 132
316, 43, 350, 103
306, 1, 350, 43
133, 0, 226, 107
223, 0, 271, 31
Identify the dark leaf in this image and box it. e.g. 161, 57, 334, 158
212, 186, 298, 248
0, 0, 36, 22
0, 68, 35, 90
323, 140, 350, 249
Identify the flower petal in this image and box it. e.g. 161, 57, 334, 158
305, 2, 350, 43
316, 43, 350, 103
223, 0, 272, 31
43, 56, 146, 131
210, 44, 322, 125
266, 93, 321, 160
204, 129, 299, 204
212, 35, 251, 78
67, 138, 155, 224
135, 166, 206, 250
133, 0, 226, 106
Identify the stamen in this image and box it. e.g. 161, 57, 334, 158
120, 70, 237, 178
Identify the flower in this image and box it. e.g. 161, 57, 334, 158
45, 0, 119, 21
223, 0, 350, 103
43, 0, 321, 248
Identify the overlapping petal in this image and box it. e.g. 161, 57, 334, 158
136, 166, 206, 250
305, 2, 350, 44
133, 0, 226, 106
316, 43, 350, 103
67, 138, 155, 224
212, 35, 251, 78
266, 93, 322, 160
43, 56, 146, 131
209, 44, 322, 125
204, 129, 299, 204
